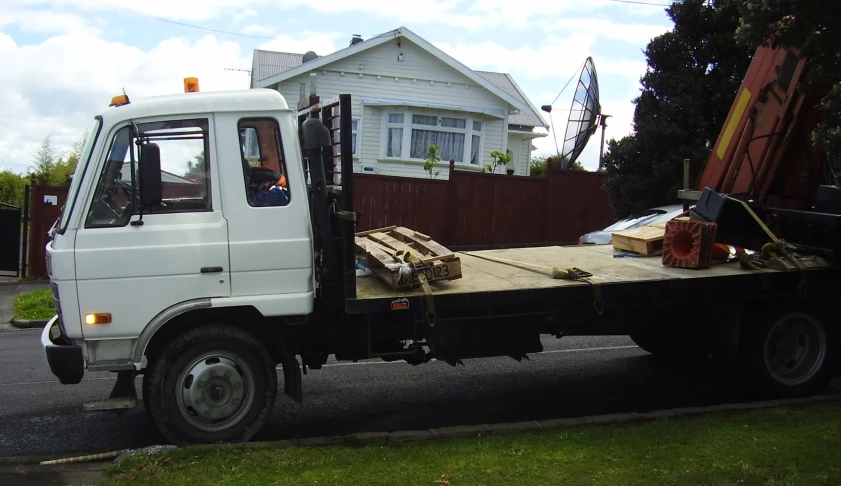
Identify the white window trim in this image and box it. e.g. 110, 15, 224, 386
379, 110, 484, 166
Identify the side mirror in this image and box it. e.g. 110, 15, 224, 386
139, 142, 162, 208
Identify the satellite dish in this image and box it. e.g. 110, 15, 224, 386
559, 57, 603, 169
302, 51, 318, 63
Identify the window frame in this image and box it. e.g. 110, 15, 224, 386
237, 116, 292, 208
380, 110, 484, 165
83, 117, 214, 229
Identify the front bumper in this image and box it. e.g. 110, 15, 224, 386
41, 315, 84, 385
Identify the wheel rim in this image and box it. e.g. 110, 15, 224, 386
174, 350, 256, 433
763, 313, 827, 387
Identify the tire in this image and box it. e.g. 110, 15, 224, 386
630, 331, 710, 365
144, 324, 278, 445
740, 307, 837, 398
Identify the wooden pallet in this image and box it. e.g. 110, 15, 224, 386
355, 226, 462, 289
611, 224, 667, 255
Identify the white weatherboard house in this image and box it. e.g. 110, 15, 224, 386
251, 27, 548, 179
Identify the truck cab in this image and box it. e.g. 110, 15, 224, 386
42, 85, 342, 443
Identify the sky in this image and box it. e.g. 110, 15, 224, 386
0, 0, 675, 174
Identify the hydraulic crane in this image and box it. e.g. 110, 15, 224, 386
681, 42, 841, 267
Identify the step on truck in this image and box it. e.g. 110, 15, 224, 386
41, 75, 841, 444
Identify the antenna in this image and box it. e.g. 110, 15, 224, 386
225, 67, 252, 75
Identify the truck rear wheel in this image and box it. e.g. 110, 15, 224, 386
144, 324, 278, 445
740, 307, 837, 398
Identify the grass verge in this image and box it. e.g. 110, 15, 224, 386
13, 288, 53, 320
105, 401, 841, 486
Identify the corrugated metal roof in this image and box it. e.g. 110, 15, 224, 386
476, 71, 548, 128
251, 50, 306, 82
251, 49, 548, 128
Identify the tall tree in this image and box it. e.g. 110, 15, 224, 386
601, 0, 754, 218
0, 169, 27, 207
30, 133, 89, 187
736, 0, 841, 174
31, 135, 57, 185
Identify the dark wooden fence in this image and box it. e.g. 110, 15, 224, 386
24, 164, 615, 277
355, 162, 614, 248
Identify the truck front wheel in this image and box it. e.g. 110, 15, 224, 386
144, 324, 278, 445
740, 307, 837, 398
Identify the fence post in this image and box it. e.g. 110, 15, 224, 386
27, 177, 38, 278
21, 184, 30, 278
544, 162, 554, 243
444, 160, 457, 245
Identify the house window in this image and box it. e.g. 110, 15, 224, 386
351, 118, 359, 155
386, 113, 404, 157
384, 112, 483, 165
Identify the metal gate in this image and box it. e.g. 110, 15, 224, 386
1, 186, 30, 277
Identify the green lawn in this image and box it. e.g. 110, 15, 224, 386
105, 402, 841, 486
13, 288, 54, 320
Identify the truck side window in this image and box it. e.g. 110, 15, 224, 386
85, 118, 212, 228
238, 118, 290, 207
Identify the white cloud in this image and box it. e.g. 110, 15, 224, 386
436, 35, 648, 82
49, 0, 269, 23
258, 31, 340, 54
241, 24, 276, 36
0, 32, 252, 173
538, 17, 670, 44
0, 6, 104, 35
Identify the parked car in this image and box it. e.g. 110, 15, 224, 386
578, 204, 686, 245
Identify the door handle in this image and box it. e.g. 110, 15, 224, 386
201, 266, 224, 274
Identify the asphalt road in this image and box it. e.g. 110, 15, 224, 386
0, 328, 776, 460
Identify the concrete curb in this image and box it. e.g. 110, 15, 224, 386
10, 318, 49, 329
0, 279, 49, 287
113, 393, 841, 464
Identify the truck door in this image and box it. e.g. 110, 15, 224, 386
214, 112, 315, 316
73, 115, 231, 339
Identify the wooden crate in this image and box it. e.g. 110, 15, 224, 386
611, 224, 666, 255
355, 226, 462, 289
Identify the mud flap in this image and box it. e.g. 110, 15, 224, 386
282, 355, 303, 404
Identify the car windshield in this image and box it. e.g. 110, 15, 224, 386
602, 210, 665, 232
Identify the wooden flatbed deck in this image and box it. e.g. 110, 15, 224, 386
355, 244, 829, 301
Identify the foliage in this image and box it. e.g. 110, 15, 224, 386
601, 0, 754, 218
423, 144, 441, 179
736, 0, 841, 174
529, 155, 584, 177
0, 169, 27, 207
13, 289, 54, 320
183, 151, 207, 182
105, 402, 841, 486
484, 150, 512, 174
30, 133, 88, 187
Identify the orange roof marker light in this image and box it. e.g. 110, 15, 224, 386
184, 77, 200, 93
109, 93, 130, 107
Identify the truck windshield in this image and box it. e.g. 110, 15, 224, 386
57, 117, 102, 234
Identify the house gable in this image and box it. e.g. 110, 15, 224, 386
255, 27, 531, 116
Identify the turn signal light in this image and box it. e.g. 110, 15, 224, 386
85, 313, 112, 325
184, 77, 200, 93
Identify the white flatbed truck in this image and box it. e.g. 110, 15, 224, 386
40, 85, 840, 444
